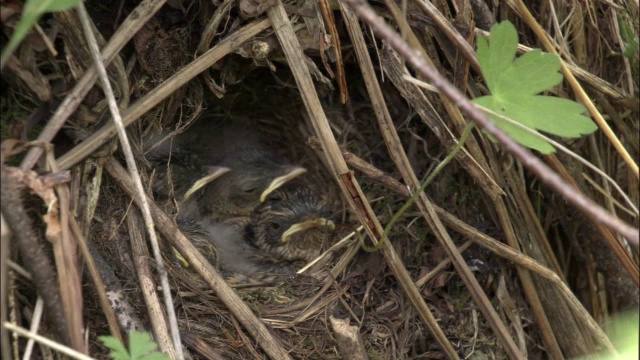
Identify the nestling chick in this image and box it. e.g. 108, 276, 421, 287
248, 184, 336, 263
198, 148, 306, 220
201, 217, 297, 279
143, 119, 306, 221
200, 184, 336, 281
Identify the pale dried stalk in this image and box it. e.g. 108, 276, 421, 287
76, 4, 182, 358
4, 323, 94, 360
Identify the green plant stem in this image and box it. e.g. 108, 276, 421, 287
358, 123, 476, 252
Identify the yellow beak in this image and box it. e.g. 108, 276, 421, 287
281, 218, 336, 243
182, 166, 231, 202
260, 166, 307, 203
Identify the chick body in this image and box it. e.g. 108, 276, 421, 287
144, 117, 306, 221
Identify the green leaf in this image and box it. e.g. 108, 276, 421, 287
128, 331, 165, 360
575, 311, 639, 360
618, 16, 638, 59
497, 49, 563, 96
98, 335, 130, 360
473, 21, 597, 153
98, 332, 169, 360
476, 23, 518, 95
1, 0, 83, 68
138, 354, 172, 360
40, 0, 82, 11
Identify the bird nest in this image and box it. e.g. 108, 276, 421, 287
1, 0, 639, 359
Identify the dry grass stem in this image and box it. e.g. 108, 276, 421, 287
77, 4, 182, 357
3, 323, 94, 360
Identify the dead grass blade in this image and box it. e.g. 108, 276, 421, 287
267, 1, 461, 357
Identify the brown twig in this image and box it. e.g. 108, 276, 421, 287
44, 158, 85, 353
339, 3, 522, 357
318, 0, 348, 103
1, 167, 71, 347
267, 1, 461, 357
68, 217, 125, 344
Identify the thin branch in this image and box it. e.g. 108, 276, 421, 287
76, 5, 182, 359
